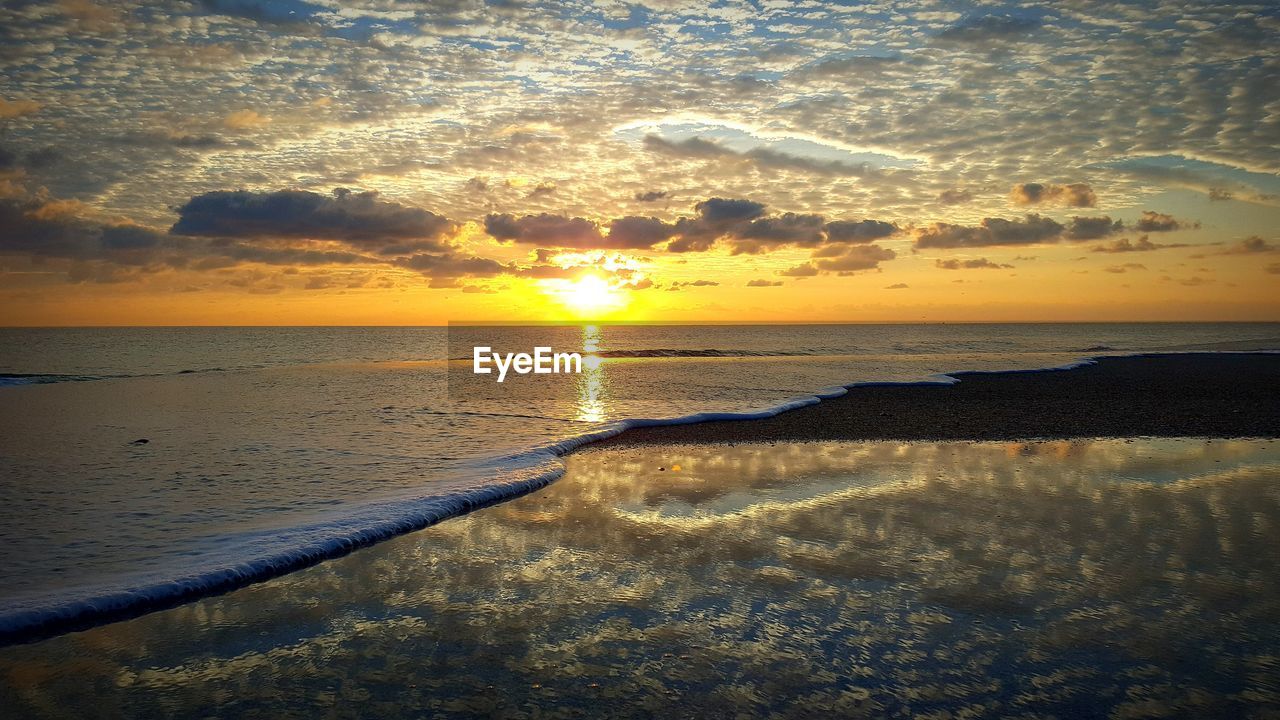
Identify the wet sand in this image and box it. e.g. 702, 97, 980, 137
600, 353, 1280, 446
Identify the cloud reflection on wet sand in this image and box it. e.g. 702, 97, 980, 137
1, 438, 1278, 718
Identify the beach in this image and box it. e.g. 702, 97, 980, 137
2, 333, 1280, 717
0, 350, 1278, 717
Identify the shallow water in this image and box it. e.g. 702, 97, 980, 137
2, 323, 1278, 637
2, 438, 1277, 718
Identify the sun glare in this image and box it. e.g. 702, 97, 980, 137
555, 275, 626, 317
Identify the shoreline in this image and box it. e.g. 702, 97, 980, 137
595, 352, 1280, 447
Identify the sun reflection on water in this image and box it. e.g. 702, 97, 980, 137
576, 324, 607, 423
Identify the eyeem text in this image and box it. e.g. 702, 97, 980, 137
473, 346, 583, 382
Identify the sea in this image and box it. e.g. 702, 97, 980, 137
1, 323, 1277, 642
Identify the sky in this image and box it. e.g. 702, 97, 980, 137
0, 0, 1277, 325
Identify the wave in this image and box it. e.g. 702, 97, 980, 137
594, 348, 812, 358
0, 349, 1275, 646
0, 373, 107, 386
445, 348, 815, 360
0, 367, 233, 388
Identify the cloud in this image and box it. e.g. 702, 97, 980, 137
668, 279, 720, 290
1216, 236, 1276, 255
0, 99, 41, 119
1010, 183, 1096, 208
1064, 216, 1125, 240
1091, 235, 1189, 253
779, 263, 819, 277
1267, 263, 1280, 274
746, 279, 783, 287
796, 54, 903, 79
914, 211, 1166, 248
936, 14, 1042, 43
937, 189, 972, 205
393, 253, 508, 287
729, 213, 826, 254
666, 197, 766, 253
935, 258, 1013, 270
691, 197, 767, 224
485, 213, 604, 248
0, 196, 170, 266
914, 214, 1064, 249
1134, 211, 1197, 233
222, 109, 270, 129
643, 135, 882, 178
812, 244, 896, 273
634, 190, 669, 202
171, 189, 455, 255
526, 182, 556, 198
605, 216, 680, 248
885, 283, 909, 289
1104, 263, 1147, 273
823, 219, 897, 243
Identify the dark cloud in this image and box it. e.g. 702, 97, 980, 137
937, 189, 973, 204
393, 253, 507, 287
914, 214, 1064, 248
1208, 188, 1234, 201
1104, 263, 1146, 273
660, 198, 896, 256
730, 213, 826, 254
885, 283, 909, 289
746, 279, 783, 287
634, 190, 669, 202
1134, 211, 1197, 233
197, 0, 326, 33
484, 213, 603, 248
1010, 182, 1096, 208
692, 197, 767, 225
644, 135, 882, 177
0, 197, 171, 265
1216, 236, 1277, 255
824, 219, 897, 243
779, 263, 819, 277
935, 258, 1014, 270
666, 197, 767, 253
116, 131, 240, 150
1064, 215, 1124, 240
0, 144, 62, 171
1091, 235, 1190, 253
606, 216, 679, 249
937, 14, 1042, 43
171, 189, 455, 255
670, 279, 719, 288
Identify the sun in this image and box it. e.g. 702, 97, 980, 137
555, 274, 627, 317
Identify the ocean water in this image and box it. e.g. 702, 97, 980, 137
2, 438, 1278, 717
0, 323, 1277, 641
